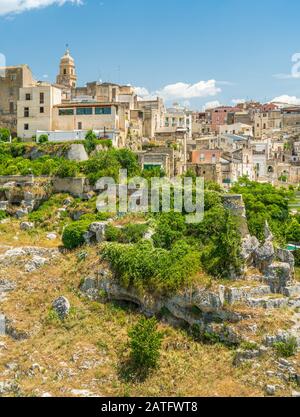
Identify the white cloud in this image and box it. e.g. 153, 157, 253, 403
157, 80, 221, 101
202, 100, 221, 111
231, 98, 245, 105
0, 0, 82, 16
134, 87, 151, 98
135, 79, 221, 102
271, 95, 300, 105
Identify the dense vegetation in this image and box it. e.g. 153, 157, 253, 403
231, 177, 295, 244
105, 223, 149, 244
102, 239, 200, 295
0, 142, 141, 183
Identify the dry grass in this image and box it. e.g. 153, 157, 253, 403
0, 219, 60, 248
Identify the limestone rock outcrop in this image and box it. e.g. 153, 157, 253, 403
52, 296, 70, 320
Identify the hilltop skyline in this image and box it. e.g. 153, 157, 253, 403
1, 0, 300, 109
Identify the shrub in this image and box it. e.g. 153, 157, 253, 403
293, 249, 300, 267
28, 194, 69, 226
55, 161, 80, 178
106, 223, 148, 244
102, 239, 200, 294
274, 337, 298, 358
84, 130, 98, 154
0, 128, 10, 142
152, 213, 187, 250
0, 210, 7, 220
62, 220, 90, 249
105, 225, 122, 242
128, 317, 163, 370
38, 134, 49, 144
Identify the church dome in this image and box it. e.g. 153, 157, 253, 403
60, 48, 74, 63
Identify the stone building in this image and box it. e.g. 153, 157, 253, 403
17, 83, 62, 140
163, 105, 192, 139
219, 122, 253, 137
209, 106, 238, 133
254, 110, 282, 139
137, 147, 175, 177
137, 98, 165, 138
282, 107, 300, 130
52, 102, 121, 141
0, 65, 35, 134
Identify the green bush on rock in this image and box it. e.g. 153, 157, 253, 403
102, 239, 200, 294
62, 220, 90, 249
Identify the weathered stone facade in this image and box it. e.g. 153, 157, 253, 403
0, 65, 35, 134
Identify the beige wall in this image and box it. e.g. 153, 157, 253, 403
17, 84, 61, 139
219, 123, 253, 136
52, 105, 119, 132
0, 65, 35, 134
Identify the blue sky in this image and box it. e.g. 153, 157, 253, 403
1, 0, 300, 109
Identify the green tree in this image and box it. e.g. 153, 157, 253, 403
55, 161, 79, 178
62, 220, 90, 249
38, 134, 49, 144
128, 317, 163, 371
286, 219, 300, 243
0, 128, 10, 142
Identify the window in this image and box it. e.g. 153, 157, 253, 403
9, 102, 14, 114
78, 122, 82, 130
40, 92, 44, 104
24, 107, 29, 117
40, 107, 44, 114
95, 107, 112, 115
24, 124, 29, 131
59, 108, 74, 116
63, 69, 67, 75
25, 93, 31, 101
10, 73, 17, 81
76, 107, 93, 115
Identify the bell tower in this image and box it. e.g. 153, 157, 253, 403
56, 46, 77, 88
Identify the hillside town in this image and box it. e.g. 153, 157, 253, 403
2, 48, 300, 187
3, 0, 300, 401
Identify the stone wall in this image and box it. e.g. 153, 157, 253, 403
0, 175, 34, 186
52, 177, 91, 197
